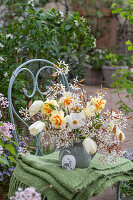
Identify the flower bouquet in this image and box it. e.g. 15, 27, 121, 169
23, 62, 130, 169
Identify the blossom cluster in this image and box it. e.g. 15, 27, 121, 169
0, 93, 16, 181
0, 162, 15, 181
25, 72, 129, 163
0, 122, 14, 141
0, 94, 14, 155
52, 60, 70, 76
0, 93, 9, 108
10, 187, 41, 200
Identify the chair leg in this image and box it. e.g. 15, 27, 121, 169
117, 181, 121, 200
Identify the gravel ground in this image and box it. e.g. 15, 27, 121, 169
84, 85, 133, 200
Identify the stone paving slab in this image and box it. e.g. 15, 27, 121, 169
90, 187, 117, 200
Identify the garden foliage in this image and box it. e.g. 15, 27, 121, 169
0, 4, 95, 103
110, 0, 133, 114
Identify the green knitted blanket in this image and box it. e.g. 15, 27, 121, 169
8, 152, 133, 200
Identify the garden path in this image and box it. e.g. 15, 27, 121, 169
84, 85, 133, 200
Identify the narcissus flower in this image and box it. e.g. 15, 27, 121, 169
29, 121, 45, 136
65, 112, 85, 129
83, 102, 96, 119
83, 137, 97, 154
29, 100, 43, 117
42, 100, 58, 115
91, 97, 106, 113
59, 92, 73, 108
49, 110, 66, 129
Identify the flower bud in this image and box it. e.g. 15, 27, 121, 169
29, 100, 43, 117
83, 137, 97, 154
116, 128, 125, 142
29, 121, 45, 136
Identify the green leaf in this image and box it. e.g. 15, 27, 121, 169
126, 0, 133, 4
96, 113, 100, 119
95, 124, 102, 129
128, 46, 133, 50
111, 3, 117, 9
5, 144, 16, 155
0, 156, 9, 165
48, 103, 56, 110
27, 9, 35, 15
0, 123, 3, 126
12, 141, 18, 146
0, 139, 4, 147
126, 88, 133, 93
8, 156, 17, 164
121, 12, 128, 18
112, 8, 122, 14
126, 40, 132, 45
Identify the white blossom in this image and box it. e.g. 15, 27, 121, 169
0, 56, 4, 63
28, 0, 34, 6
4, 72, 8, 77
0, 43, 4, 48
74, 20, 79, 27
6, 34, 13, 39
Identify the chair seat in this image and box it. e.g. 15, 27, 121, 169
8, 152, 133, 200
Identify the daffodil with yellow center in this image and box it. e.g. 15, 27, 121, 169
91, 97, 106, 113
82, 102, 96, 119
49, 110, 66, 129
59, 92, 73, 108
65, 112, 85, 130
42, 100, 58, 115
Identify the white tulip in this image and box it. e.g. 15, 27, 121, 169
29, 121, 45, 136
83, 137, 97, 154
29, 100, 43, 117
115, 128, 125, 142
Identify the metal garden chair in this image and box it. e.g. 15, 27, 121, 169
8, 59, 121, 200
8, 59, 70, 156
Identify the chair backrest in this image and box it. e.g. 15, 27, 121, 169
8, 59, 70, 155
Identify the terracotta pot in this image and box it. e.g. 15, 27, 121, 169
102, 65, 128, 87
83, 64, 103, 85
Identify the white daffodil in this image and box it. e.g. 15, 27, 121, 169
83, 104, 96, 119
49, 110, 66, 129
83, 137, 97, 154
29, 100, 43, 117
29, 121, 45, 136
65, 112, 85, 129
91, 97, 106, 114
59, 92, 73, 108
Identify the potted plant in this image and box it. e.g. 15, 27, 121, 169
102, 53, 130, 87
84, 49, 106, 85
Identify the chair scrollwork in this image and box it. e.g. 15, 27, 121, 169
8, 59, 70, 155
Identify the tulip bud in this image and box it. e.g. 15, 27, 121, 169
115, 128, 125, 142
29, 121, 45, 136
29, 100, 43, 117
83, 137, 97, 154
